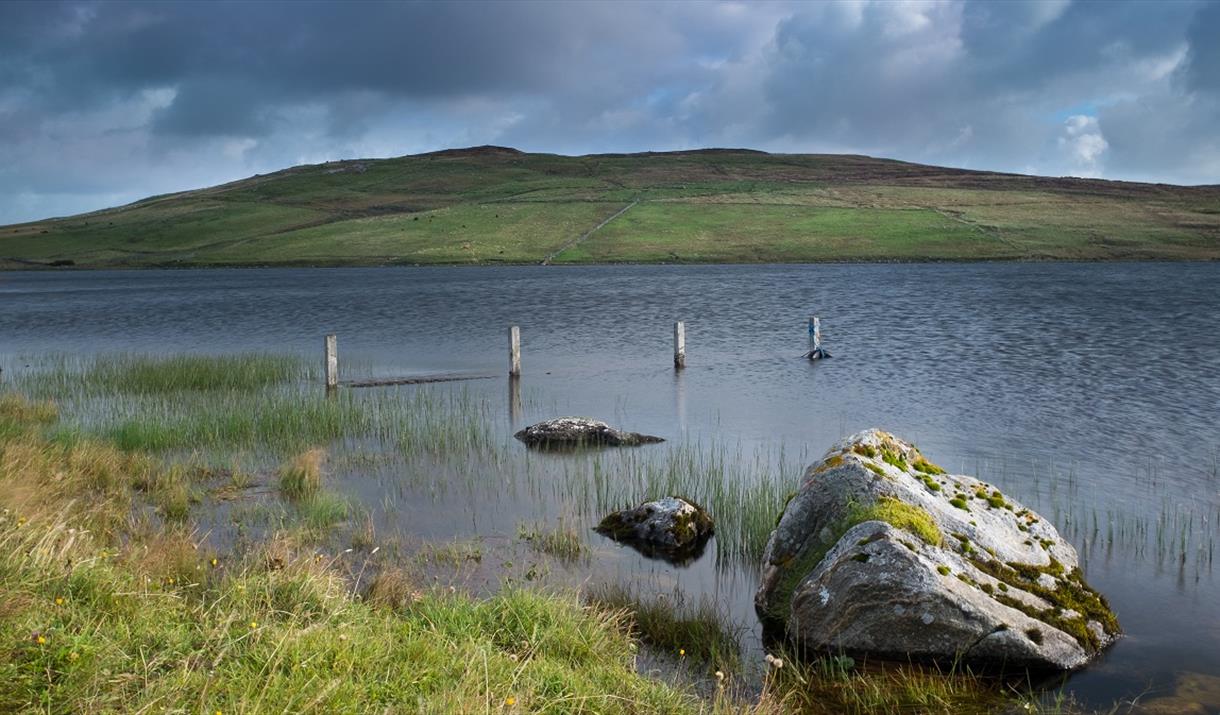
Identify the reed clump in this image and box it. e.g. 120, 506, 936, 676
278, 447, 326, 502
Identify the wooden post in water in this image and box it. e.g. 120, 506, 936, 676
673, 321, 686, 370
509, 326, 521, 377
324, 334, 339, 389
806, 315, 830, 360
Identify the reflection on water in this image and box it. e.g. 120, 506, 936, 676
1, 262, 1218, 709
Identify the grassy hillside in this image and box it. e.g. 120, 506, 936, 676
3, 146, 1219, 268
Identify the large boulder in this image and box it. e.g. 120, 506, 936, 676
755, 429, 1119, 671
596, 496, 714, 564
514, 417, 663, 449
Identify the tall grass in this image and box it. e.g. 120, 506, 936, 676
587, 583, 743, 673
0, 392, 712, 715
19, 352, 307, 397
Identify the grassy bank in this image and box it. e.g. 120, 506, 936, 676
0, 356, 1072, 713
0, 393, 712, 713
3, 147, 1218, 268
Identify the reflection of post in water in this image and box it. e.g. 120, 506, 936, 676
509, 375, 522, 426
673, 367, 686, 433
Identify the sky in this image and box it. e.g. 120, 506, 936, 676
1, 0, 1218, 224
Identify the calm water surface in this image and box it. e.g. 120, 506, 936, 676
2, 263, 1218, 708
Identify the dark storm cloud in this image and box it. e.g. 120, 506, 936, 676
0, 0, 1217, 223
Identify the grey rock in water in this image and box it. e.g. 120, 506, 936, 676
755, 429, 1119, 671
596, 496, 714, 563
514, 417, 664, 449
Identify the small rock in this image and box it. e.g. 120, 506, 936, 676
514, 417, 663, 449
596, 496, 713, 564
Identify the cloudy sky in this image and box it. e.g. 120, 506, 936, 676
1, 0, 1218, 224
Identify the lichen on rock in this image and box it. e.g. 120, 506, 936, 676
596, 496, 713, 564
754, 428, 1120, 671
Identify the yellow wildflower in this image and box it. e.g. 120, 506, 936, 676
505, 696, 516, 706
678, 648, 686, 657
249, 621, 258, 630
54, 597, 64, 606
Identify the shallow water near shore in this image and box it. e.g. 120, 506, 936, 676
2, 262, 1218, 709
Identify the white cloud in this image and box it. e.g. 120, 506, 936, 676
1058, 114, 1108, 175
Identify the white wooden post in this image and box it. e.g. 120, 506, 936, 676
809, 316, 821, 354
509, 325, 521, 377
673, 321, 686, 369
324, 334, 338, 389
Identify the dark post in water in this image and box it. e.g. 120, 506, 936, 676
509, 325, 521, 377
324, 333, 339, 389
674, 321, 686, 370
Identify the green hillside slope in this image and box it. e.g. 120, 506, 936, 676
3, 146, 1218, 268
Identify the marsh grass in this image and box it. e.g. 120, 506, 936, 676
278, 448, 326, 501
587, 583, 743, 673
517, 520, 588, 563
763, 653, 1036, 715
18, 352, 307, 397
0, 392, 710, 715
576, 442, 802, 565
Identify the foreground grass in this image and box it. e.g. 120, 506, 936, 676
4, 148, 1218, 267
0, 395, 708, 714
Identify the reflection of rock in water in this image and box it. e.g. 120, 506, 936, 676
596, 497, 714, 566
756, 428, 1120, 672
514, 417, 664, 449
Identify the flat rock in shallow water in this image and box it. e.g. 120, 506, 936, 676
514, 417, 664, 449
755, 429, 1120, 672
596, 497, 713, 563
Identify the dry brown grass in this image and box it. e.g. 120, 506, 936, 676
277, 447, 326, 501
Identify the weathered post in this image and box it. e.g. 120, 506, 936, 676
806, 316, 830, 360
324, 334, 339, 389
673, 321, 686, 370
509, 325, 521, 377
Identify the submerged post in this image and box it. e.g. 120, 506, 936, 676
673, 321, 686, 370
324, 334, 339, 389
806, 316, 830, 360
509, 325, 521, 377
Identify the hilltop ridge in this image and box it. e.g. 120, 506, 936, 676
3, 147, 1217, 268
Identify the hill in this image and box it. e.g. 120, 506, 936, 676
3, 146, 1218, 268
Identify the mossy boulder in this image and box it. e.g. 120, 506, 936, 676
596, 497, 713, 564
514, 417, 664, 449
755, 429, 1119, 671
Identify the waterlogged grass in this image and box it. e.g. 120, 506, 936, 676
766, 656, 1029, 715
278, 448, 326, 501
578, 442, 803, 565
19, 352, 307, 397
587, 584, 743, 673
518, 520, 588, 563
0, 400, 708, 714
